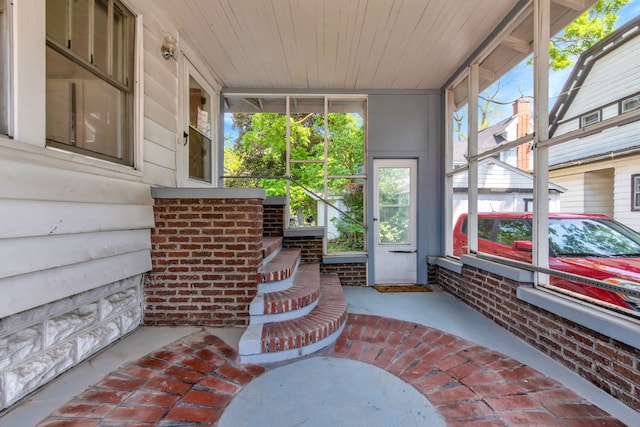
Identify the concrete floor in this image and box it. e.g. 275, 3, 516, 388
1, 286, 638, 426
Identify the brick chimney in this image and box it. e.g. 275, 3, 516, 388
513, 99, 532, 172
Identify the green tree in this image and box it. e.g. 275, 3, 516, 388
225, 110, 365, 245
548, 0, 631, 70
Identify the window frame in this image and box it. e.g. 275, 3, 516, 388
0, 0, 10, 137
632, 174, 640, 211
620, 94, 640, 114
45, 0, 135, 166
580, 110, 601, 128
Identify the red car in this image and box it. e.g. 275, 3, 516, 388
453, 212, 640, 311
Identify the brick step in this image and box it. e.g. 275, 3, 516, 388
262, 236, 282, 263
258, 248, 300, 293
249, 263, 321, 324
239, 273, 347, 364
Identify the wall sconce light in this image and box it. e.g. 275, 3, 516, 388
161, 35, 177, 60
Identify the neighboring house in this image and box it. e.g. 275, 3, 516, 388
452, 100, 563, 221
549, 16, 640, 231
453, 99, 533, 171
452, 157, 565, 224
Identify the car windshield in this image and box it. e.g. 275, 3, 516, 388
549, 218, 640, 257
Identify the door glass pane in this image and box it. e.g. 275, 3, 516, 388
93, 0, 108, 72
70, 0, 90, 61
188, 76, 212, 182
378, 167, 410, 244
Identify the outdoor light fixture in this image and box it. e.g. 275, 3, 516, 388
161, 35, 177, 60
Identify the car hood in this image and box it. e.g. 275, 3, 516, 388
555, 257, 640, 284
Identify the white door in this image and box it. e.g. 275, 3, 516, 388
373, 159, 417, 284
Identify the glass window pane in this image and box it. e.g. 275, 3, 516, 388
326, 178, 365, 253
93, 0, 108, 71
327, 98, 365, 177
46, 0, 69, 46
112, 3, 126, 83
478, 219, 494, 240
549, 218, 640, 257
189, 127, 212, 182
223, 96, 287, 184
46, 46, 127, 162
290, 97, 324, 162
495, 219, 531, 246
70, 0, 90, 61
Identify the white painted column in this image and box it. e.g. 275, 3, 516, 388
533, 0, 551, 284
444, 89, 455, 256
467, 64, 480, 254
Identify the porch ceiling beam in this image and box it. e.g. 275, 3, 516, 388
242, 98, 262, 110
478, 66, 495, 82
552, 0, 586, 11
502, 35, 531, 54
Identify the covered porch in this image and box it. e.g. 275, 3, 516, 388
4, 287, 636, 426
1, 0, 640, 424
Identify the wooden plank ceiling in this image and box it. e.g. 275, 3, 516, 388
153, 0, 594, 91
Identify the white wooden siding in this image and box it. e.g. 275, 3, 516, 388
563, 37, 640, 118
584, 168, 614, 216
0, 230, 150, 279
547, 170, 585, 214
550, 120, 640, 166
453, 159, 564, 192
613, 157, 640, 231
0, 200, 152, 239
550, 156, 640, 231
0, 158, 153, 319
140, 6, 180, 187
0, 251, 150, 319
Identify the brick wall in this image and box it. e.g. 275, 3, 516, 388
146, 191, 264, 327
283, 235, 323, 263
263, 202, 284, 237
321, 263, 366, 286
266, 199, 367, 286
434, 263, 640, 411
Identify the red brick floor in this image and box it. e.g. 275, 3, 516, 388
37, 314, 627, 426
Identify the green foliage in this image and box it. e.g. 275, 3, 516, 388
329, 183, 365, 252
548, 0, 630, 70
376, 167, 411, 244
225, 109, 365, 251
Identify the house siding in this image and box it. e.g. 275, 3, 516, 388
562, 36, 640, 119
550, 156, 640, 231
0, 0, 192, 411
550, 35, 640, 166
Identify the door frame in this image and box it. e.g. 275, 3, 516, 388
372, 158, 418, 284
